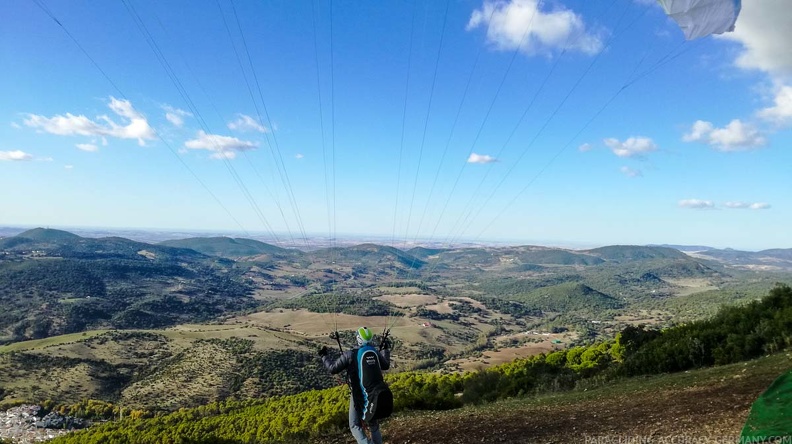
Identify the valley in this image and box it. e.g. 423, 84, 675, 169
1, 228, 790, 414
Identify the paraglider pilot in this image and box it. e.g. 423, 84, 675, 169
319, 327, 393, 444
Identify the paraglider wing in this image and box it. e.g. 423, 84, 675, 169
656, 0, 742, 40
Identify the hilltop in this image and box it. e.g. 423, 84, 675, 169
512, 282, 624, 313
584, 245, 687, 262
310, 243, 427, 271
693, 247, 792, 270
0, 228, 81, 249
0, 229, 254, 344
12, 228, 81, 242
159, 237, 295, 259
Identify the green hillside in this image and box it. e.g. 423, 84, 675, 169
0, 232, 206, 262
420, 246, 603, 267
0, 257, 255, 342
508, 263, 547, 272
643, 258, 724, 278
513, 282, 624, 313
586, 245, 687, 262
476, 274, 584, 297
0, 331, 331, 410
515, 249, 604, 265
310, 243, 426, 270
17, 228, 80, 242
428, 248, 501, 267
15, 228, 82, 242
159, 237, 293, 259
701, 248, 792, 266
407, 247, 449, 258
0, 228, 81, 249
274, 291, 396, 316
0, 231, 258, 343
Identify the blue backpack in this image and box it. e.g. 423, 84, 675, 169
356, 345, 393, 421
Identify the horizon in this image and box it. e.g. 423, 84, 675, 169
2, 1, 790, 252
0, 223, 781, 252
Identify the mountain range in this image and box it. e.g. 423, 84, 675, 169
1, 227, 791, 345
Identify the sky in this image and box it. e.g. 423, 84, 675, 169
1, 0, 790, 250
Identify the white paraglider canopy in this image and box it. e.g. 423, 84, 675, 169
657, 0, 742, 40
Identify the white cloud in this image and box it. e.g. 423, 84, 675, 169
228, 114, 268, 133
467, 153, 498, 164
724, 201, 771, 210
603, 137, 656, 158
75, 143, 99, 152
0, 150, 33, 161
163, 105, 192, 127
682, 120, 713, 142
64, 165, 74, 170
209, 151, 239, 160
10, 122, 21, 129
718, 0, 792, 79
683, 119, 766, 151
295, 153, 304, 159
578, 143, 592, 152
24, 97, 155, 146
166, 113, 183, 127
25, 113, 103, 136
758, 85, 792, 126
467, 0, 603, 57
619, 166, 642, 178
709, 120, 766, 150
679, 199, 714, 209
709, 1, 792, 148
184, 130, 257, 160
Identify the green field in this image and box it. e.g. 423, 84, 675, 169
0, 330, 110, 353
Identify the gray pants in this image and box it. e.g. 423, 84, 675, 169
349, 395, 381, 444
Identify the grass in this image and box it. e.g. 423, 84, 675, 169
666, 277, 720, 297
236, 309, 399, 337
0, 324, 310, 357
0, 362, 105, 406
0, 330, 110, 353
159, 325, 304, 351
373, 294, 438, 307
375, 286, 423, 294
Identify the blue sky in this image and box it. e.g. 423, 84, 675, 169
1, 0, 790, 250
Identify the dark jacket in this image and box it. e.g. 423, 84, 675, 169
323, 347, 390, 411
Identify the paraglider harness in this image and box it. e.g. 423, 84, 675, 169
330, 328, 394, 423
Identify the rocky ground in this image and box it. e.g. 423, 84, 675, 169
0, 406, 77, 443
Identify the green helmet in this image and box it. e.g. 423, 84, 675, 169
356, 326, 373, 346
